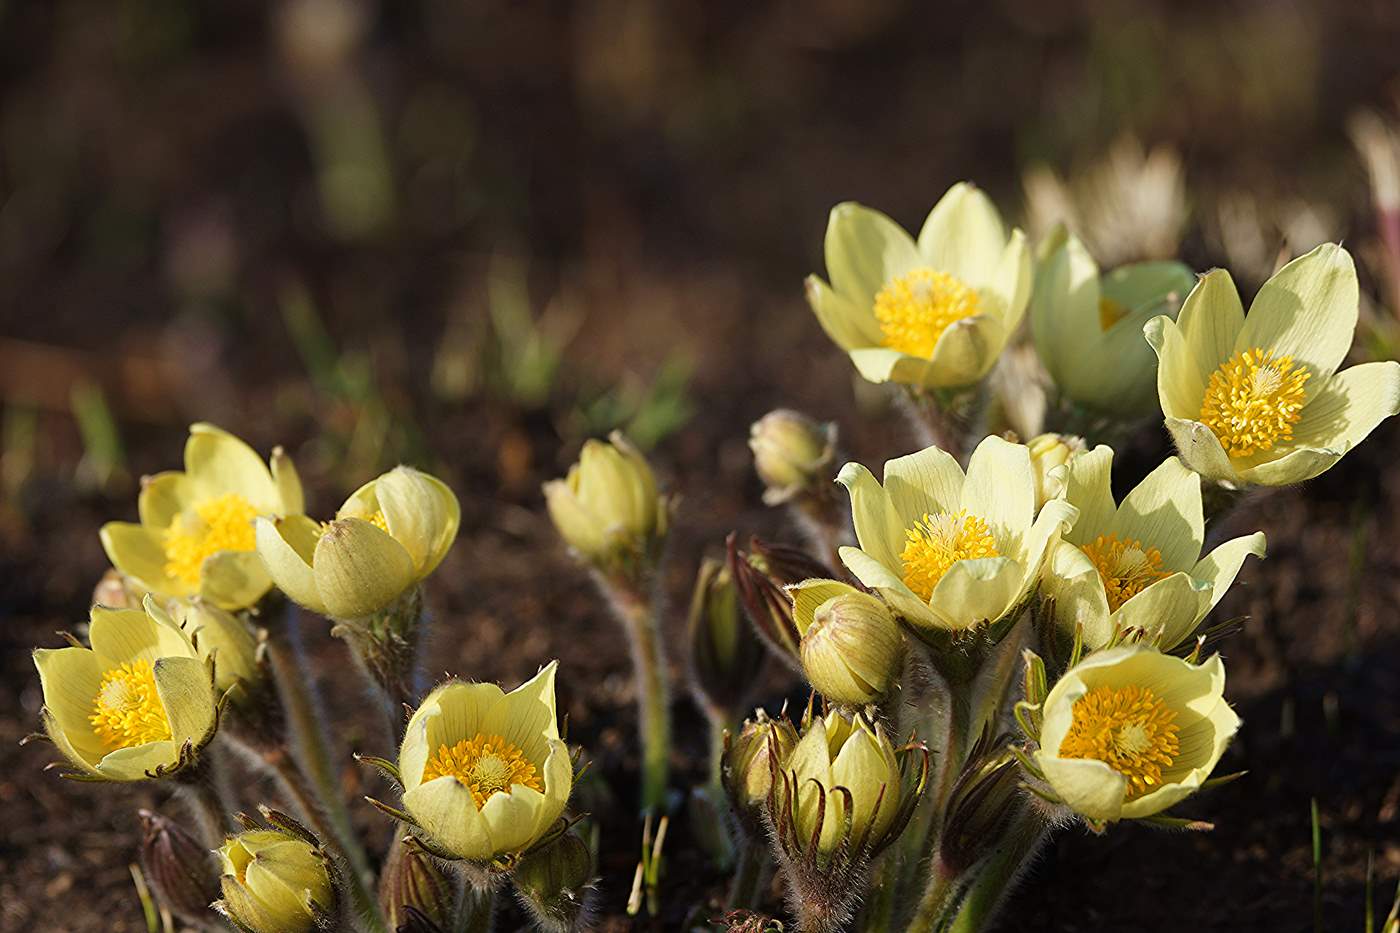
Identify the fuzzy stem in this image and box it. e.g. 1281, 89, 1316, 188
457, 875, 498, 933
333, 586, 425, 749
599, 573, 672, 813
945, 807, 1049, 933
264, 608, 378, 908
905, 862, 963, 933
790, 492, 851, 573
175, 762, 231, 849
726, 838, 769, 911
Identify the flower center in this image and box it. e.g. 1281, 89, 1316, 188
1060, 684, 1180, 799
163, 492, 259, 586
1079, 534, 1170, 612
90, 660, 171, 750
1098, 296, 1128, 331
873, 267, 981, 358
1199, 348, 1310, 458
421, 733, 543, 807
899, 510, 1000, 601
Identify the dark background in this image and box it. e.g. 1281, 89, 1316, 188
2, 1, 1399, 930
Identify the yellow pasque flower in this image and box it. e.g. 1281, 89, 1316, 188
1031, 228, 1195, 419
255, 465, 460, 619
398, 662, 572, 863
176, 599, 261, 694
788, 579, 903, 706
782, 711, 903, 858
836, 435, 1078, 631
1145, 244, 1400, 485
806, 182, 1032, 390
216, 829, 332, 933
33, 597, 217, 781
100, 424, 303, 610
1034, 645, 1239, 822
1044, 448, 1265, 651
543, 431, 668, 565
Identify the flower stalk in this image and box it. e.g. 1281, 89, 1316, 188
601, 571, 673, 813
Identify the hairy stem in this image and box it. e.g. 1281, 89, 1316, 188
946, 806, 1049, 933
726, 838, 769, 911
175, 761, 231, 849
599, 573, 672, 813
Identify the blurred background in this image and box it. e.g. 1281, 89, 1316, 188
3, 1, 1400, 930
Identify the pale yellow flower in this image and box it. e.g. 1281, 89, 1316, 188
1031, 228, 1194, 418
256, 465, 460, 619
33, 597, 217, 781
1044, 448, 1265, 651
398, 663, 572, 863
1034, 645, 1239, 822
1145, 244, 1400, 485
543, 431, 667, 565
806, 182, 1031, 390
782, 712, 903, 857
216, 829, 332, 933
100, 424, 303, 610
836, 435, 1078, 632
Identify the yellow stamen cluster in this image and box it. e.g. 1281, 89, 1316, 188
163, 493, 258, 586
899, 510, 1000, 601
368, 509, 390, 533
1097, 296, 1128, 331
874, 267, 981, 358
90, 660, 171, 750
1079, 534, 1170, 612
1060, 684, 1180, 799
421, 733, 543, 808
1199, 348, 1310, 458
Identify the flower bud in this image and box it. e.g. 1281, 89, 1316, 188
721, 710, 798, 831
686, 558, 766, 721
1027, 432, 1087, 510
511, 828, 596, 933
937, 739, 1021, 874
178, 599, 262, 694
379, 834, 455, 932
93, 568, 141, 608
749, 409, 837, 506
543, 432, 668, 569
793, 586, 902, 707
138, 809, 220, 928
216, 828, 334, 933
727, 535, 835, 671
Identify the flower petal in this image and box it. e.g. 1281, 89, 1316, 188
185, 423, 280, 513
404, 778, 494, 861
1234, 243, 1358, 391
34, 647, 107, 767
1042, 541, 1114, 650
787, 579, 865, 637
835, 462, 905, 569
198, 550, 272, 611
270, 447, 304, 515
138, 472, 195, 530
927, 556, 1021, 630
493, 662, 561, 767
1176, 268, 1245, 384
1060, 446, 1116, 547
1109, 457, 1203, 573
1114, 572, 1212, 651
1163, 417, 1241, 484
1031, 228, 1100, 394
982, 229, 1032, 335
1291, 361, 1400, 452
374, 467, 461, 576
881, 445, 964, 528
96, 740, 181, 781
89, 605, 196, 668
838, 546, 940, 629
1235, 446, 1342, 486
312, 518, 417, 619
153, 655, 216, 746
100, 522, 190, 599
1192, 532, 1266, 614
805, 274, 882, 351
960, 435, 1034, 556
825, 203, 921, 307
255, 516, 326, 615
1036, 753, 1124, 822
916, 182, 1006, 285
925, 313, 1005, 388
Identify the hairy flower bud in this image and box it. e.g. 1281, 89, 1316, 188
687, 558, 766, 721
749, 409, 837, 506
793, 585, 902, 707
379, 834, 455, 932
512, 828, 596, 933
1027, 432, 1087, 510
543, 431, 668, 571
722, 710, 798, 832
138, 809, 220, 928
216, 827, 334, 933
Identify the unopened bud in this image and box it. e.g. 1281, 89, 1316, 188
379, 834, 454, 932
512, 829, 596, 933
138, 809, 220, 928
543, 431, 668, 570
687, 558, 766, 721
727, 535, 835, 671
722, 710, 799, 831
1027, 432, 1087, 510
93, 568, 140, 608
749, 409, 837, 505
938, 740, 1021, 874
179, 599, 262, 694
797, 590, 902, 707
215, 827, 334, 933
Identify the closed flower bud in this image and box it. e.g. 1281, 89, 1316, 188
379, 834, 455, 932
512, 828, 596, 933
749, 409, 837, 506
721, 710, 798, 831
216, 828, 334, 933
727, 535, 836, 671
138, 809, 220, 928
177, 599, 261, 694
542, 432, 668, 569
256, 465, 459, 620
687, 558, 766, 721
93, 568, 141, 608
33, 596, 218, 781
1027, 432, 1087, 510
789, 581, 902, 707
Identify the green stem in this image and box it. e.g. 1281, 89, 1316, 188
604, 575, 672, 813
175, 761, 231, 849
906, 863, 962, 933
726, 838, 768, 911
334, 586, 425, 750
265, 609, 383, 931
946, 807, 1048, 933
459, 878, 497, 933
